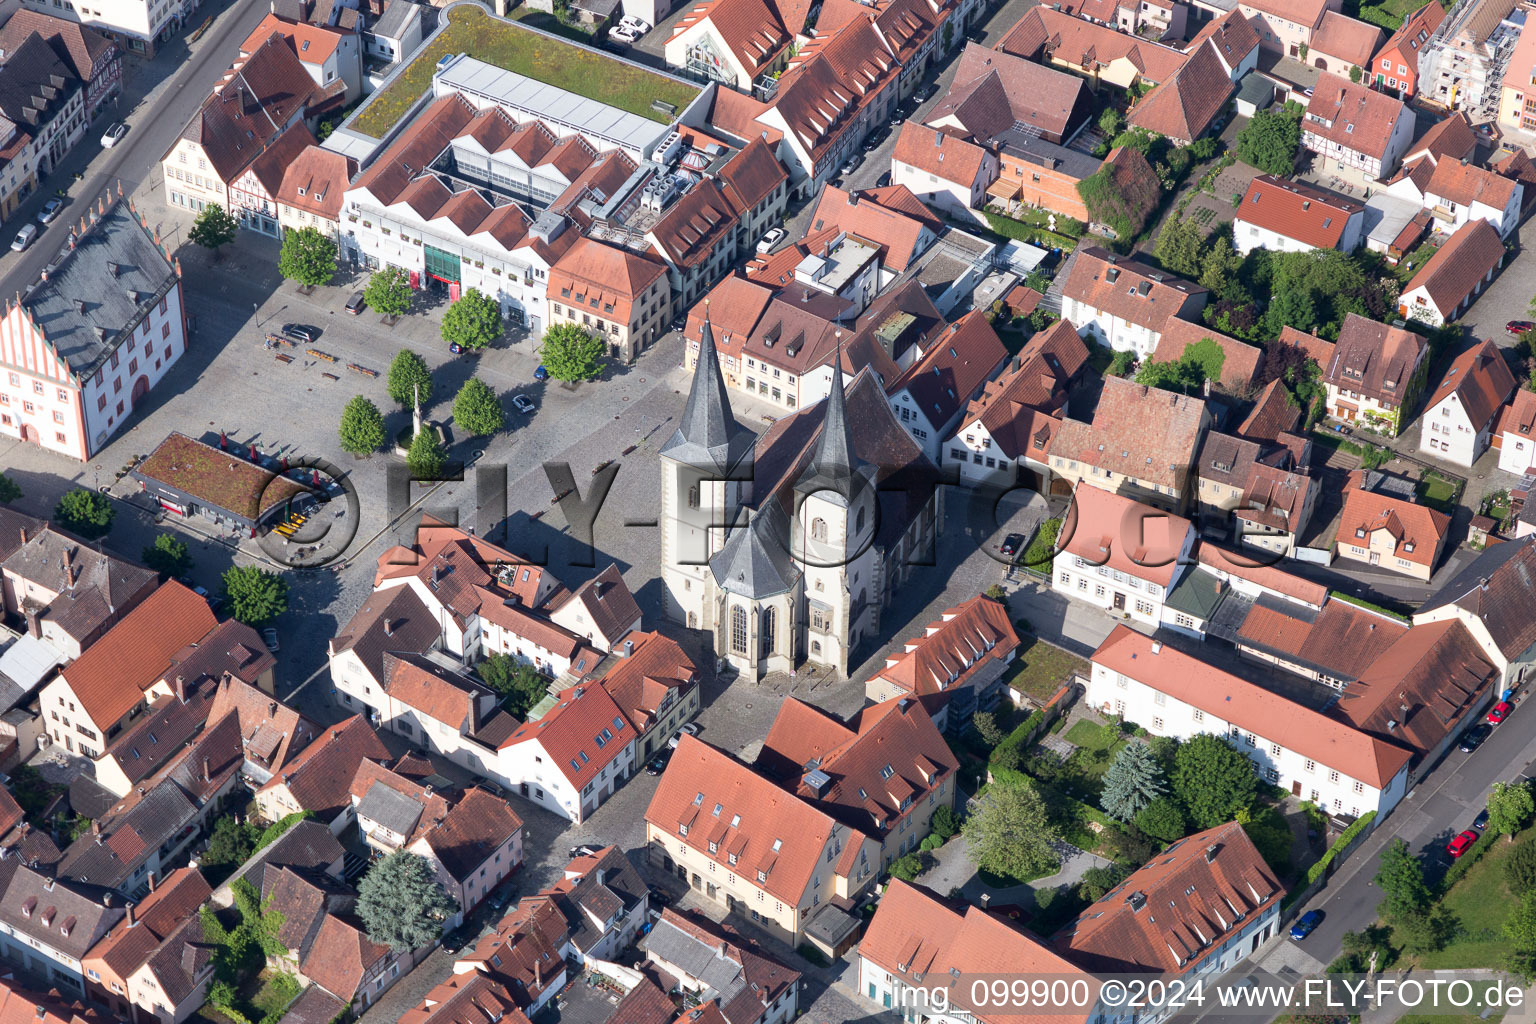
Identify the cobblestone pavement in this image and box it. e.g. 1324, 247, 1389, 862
916, 833, 1110, 911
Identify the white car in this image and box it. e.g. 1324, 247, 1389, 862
619, 14, 650, 32
101, 121, 129, 148
610, 24, 639, 41
756, 227, 786, 253
10, 223, 38, 251
512, 394, 535, 414
262, 627, 279, 653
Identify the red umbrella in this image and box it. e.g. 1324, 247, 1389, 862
248, 443, 257, 460
311, 470, 321, 487
281, 456, 289, 471
219, 431, 226, 450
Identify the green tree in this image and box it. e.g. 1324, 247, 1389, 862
1349, 64, 1363, 83
357, 850, 458, 951
1265, 287, 1319, 338
1108, 350, 1137, 377
386, 349, 433, 408
407, 428, 445, 479
0, 474, 20, 503
276, 226, 338, 289
189, 203, 238, 259
452, 377, 504, 437
221, 564, 289, 627
1235, 106, 1303, 176
1488, 781, 1535, 842
1098, 107, 1124, 137
540, 322, 606, 382
1171, 734, 1257, 829
1332, 924, 1395, 974
1076, 864, 1126, 902
231, 877, 287, 958
1374, 838, 1433, 921
1395, 906, 1453, 956
930, 804, 960, 842
1154, 217, 1206, 277
476, 653, 551, 717
1199, 235, 1238, 294
364, 266, 412, 319
202, 815, 259, 869
1507, 837, 1536, 896
961, 778, 1060, 882
141, 532, 191, 577
889, 853, 923, 881
1101, 743, 1165, 820
339, 394, 386, 455
1134, 796, 1187, 843
53, 488, 114, 539
972, 711, 1006, 748
1507, 898, 1536, 981
441, 288, 503, 351
1241, 806, 1294, 877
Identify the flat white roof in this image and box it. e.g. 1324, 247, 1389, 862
435, 56, 670, 155
0, 634, 64, 694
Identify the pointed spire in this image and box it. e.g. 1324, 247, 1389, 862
796, 332, 860, 500
661, 304, 752, 474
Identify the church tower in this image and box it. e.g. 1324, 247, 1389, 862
794, 348, 879, 678
659, 315, 756, 630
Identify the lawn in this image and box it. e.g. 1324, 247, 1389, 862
1061, 718, 1127, 790
1416, 470, 1460, 513
351, 6, 700, 138
1408, 835, 1520, 970
1002, 635, 1089, 704
1019, 517, 1061, 572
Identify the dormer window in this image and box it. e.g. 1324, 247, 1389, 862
708, 841, 718, 853
297, 186, 306, 196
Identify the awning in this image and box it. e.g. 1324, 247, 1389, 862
987, 178, 1021, 200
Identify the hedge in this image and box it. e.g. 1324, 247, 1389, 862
990, 709, 1046, 768
1285, 811, 1376, 907
982, 211, 1080, 251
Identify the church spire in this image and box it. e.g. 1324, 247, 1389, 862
660, 305, 754, 474
795, 334, 862, 502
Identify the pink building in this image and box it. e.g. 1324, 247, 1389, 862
0, 193, 185, 461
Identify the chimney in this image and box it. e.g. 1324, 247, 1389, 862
202, 757, 211, 783
126, 902, 136, 928
102, 891, 111, 907
897, 697, 912, 713
18, 527, 25, 548
717, 941, 728, 959
175, 675, 187, 703
269, 701, 278, 716
384, 619, 394, 637
91, 820, 101, 838
1151, 640, 1162, 654
534, 959, 543, 990
624, 639, 635, 656
979, 893, 991, 909
1126, 891, 1147, 912
1204, 844, 1219, 863
147, 872, 158, 892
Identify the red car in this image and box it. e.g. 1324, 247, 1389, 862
1489, 700, 1513, 725
1508, 320, 1535, 336
1447, 830, 1479, 858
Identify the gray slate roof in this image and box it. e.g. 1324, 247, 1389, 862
711, 501, 799, 600
23, 198, 176, 379
370, 0, 419, 39
795, 353, 865, 505
58, 781, 198, 892
661, 317, 757, 476
356, 780, 424, 837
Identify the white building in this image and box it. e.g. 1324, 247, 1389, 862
1051, 484, 1197, 629
1301, 73, 1415, 180
1385, 155, 1523, 238
1234, 174, 1365, 254
0, 194, 185, 462
1058, 246, 1208, 358
1089, 625, 1412, 818
18, 0, 188, 55
494, 682, 638, 822
1418, 338, 1515, 468
1494, 388, 1536, 474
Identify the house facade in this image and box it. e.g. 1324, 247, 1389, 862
1418, 338, 1516, 467
1051, 484, 1197, 629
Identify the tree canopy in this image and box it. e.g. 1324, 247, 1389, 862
142, 532, 191, 577
962, 777, 1060, 882
221, 564, 289, 627
277, 227, 338, 289
1374, 838, 1433, 921
1488, 781, 1535, 843
386, 349, 434, 408
477, 654, 551, 717
364, 267, 413, 319
189, 203, 238, 257
407, 428, 446, 479
1136, 337, 1226, 394
452, 377, 504, 437
53, 488, 114, 539
339, 394, 386, 455
1170, 734, 1257, 829
357, 850, 458, 951
541, 322, 606, 382
1235, 105, 1303, 177
1135, 796, 1187, 843
0, 474, 20, 503
1100, 743, 1166, 820
441, 288, 503, 351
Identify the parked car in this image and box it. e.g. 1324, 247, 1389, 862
1508, 320, 1535, 336
1290, 910, 1323, 940
1489, 700, 1513, 725
37, 198, 63, 224
441, 929, 471, 955
262, 628, 279, 653
282, 323, 321, 343
648, 885, 671, 906
534, 365, 550, 381
1000, 533, 1026, 557
1459, 723, 1492, 752
11, 223, 38, 251
667, 723, 701, 750
875, 170, 892, 188
610, 24, 639, 42
101, 121, 129, 147
1473, 807, 1491, 831
757, 227, 786, 254
679, 722, 701, 738
449, 342, 465, 354
568, 845, 601, 859
840, 152, 863, 176
345, 291, 366, 314
512, 394, 535, 414
1447, 830, 1479, 858
645, 752, 670, 775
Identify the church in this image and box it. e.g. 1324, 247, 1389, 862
659, 317, 943, 680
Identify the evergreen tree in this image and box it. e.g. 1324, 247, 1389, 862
338, 394, 386, 455
1101, 743, 1165, 820
452, 377, 504, 437
1153, 217, 1205, 277
357, 850, 458, 951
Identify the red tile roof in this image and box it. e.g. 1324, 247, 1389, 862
1237, 379, 1303, 442
0, 10, 113, 86
1273, 325, 1337, 376
419, 787, 523, 882
183, 34, 319, 181
807, 184, 937, 272
301, 913, 392, 1002
650, 178, 741, 270
1303, 73, 1409, 162
1337, 484, 1450, 569
1425, 338, 1515, 431
998, 6, 1186, 83
1196, 542, 1328, 606
645, 735, 858, 903
1373, 1, 1444, 91
956, 319, 1085, 456
934, 42, 1089, 143
1310, 11, 1383, 67
772, 16, 898, 160
57, 582, 218, 728
892, 122, 989, 187
502, 680, 635, 790
1236, 592, 1406, 683
1423, 157, 1519, 213
260, 715, 390, 820
86, 867, 210, 979
1058, 484, 1193, 587
549, 236, 667, 316
398, 973, 532, 1024
1061, 247, 1207, 335
718, 135, 788, 215
667, 0, 790, 75
1093, 625, 1412, 787
1493, 386, 1536, 449
1403, 218, 1505, 316
1151, 317, 1265, 389
1050, 374, 1209, 492
890, 311, 1007, 427
596, 631, 698, 733
1403, 112, 1478, 167
1127, 41, 1234, 143
1189, 9, 1259, 70
241, 12, 346, 64
862, 880, 1094, 1024
550, 564, 641, 648
873, 596, 1020, 701
1235, 174, 1364, 249
1057, 822, 1283, 973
